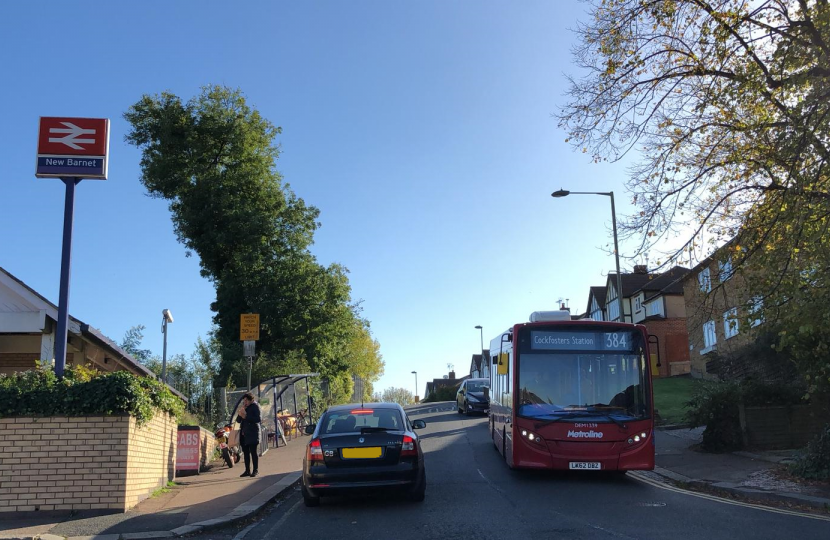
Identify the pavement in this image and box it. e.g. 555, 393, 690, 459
0, 409, 827, 540
647, 426, 830, 510
0, 434, 307, 540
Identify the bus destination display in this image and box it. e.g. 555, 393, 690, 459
529, 330, 636, 352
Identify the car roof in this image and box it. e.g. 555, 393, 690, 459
326, 402, 403, 413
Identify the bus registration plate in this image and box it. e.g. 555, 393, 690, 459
569, 462, 601, 470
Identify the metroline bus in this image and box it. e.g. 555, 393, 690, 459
488, 310, 659, 471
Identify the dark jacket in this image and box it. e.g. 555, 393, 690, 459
237, 402, 262, 446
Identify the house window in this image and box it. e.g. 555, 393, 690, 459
723, 308, 739, 339
634, 296, 642, 312
718, 257, 734, 282
698, 267, 711, 293
703, 320, 717, 349
750, 296, 764, 327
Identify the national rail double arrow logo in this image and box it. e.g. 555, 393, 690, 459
47, 122, 98, 150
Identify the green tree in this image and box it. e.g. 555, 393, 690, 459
124, 85, 368, 387
341, 319, 384, 401
119, 325, 153, 364
560, 0, 830, 394
377, 387, 415, 406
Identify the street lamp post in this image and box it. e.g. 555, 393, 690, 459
551, 189, 625, 323
411, 371, 418, 403
474, 325, 484, 376
161, 309, 173, 383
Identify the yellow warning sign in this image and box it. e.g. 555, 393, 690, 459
240, 314, 260, 341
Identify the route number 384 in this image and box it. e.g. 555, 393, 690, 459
605, 333, 627, 348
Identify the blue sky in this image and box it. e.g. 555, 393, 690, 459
1, 1, 655, 396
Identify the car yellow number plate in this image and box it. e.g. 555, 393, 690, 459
341, 447, 382, 459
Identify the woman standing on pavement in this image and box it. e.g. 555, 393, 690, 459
236, 392, 262, 478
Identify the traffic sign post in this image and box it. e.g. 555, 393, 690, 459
240, 315, 260, 390
36, 117, 110, 378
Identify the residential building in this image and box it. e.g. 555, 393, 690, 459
469, 350, 490, 379
0, 266, 157, 378
681, 248, 764, 379
629, 266, 691, 377
605, 265, 662, 323
586, 286, 607, 321
584, 265, 692, 377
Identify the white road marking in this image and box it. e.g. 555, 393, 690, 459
629, 471, 830, 522
232, 522, 258, 540
260, 497, 303, 537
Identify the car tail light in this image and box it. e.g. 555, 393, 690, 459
308, 439, 323, 462
401, 435, 417, 457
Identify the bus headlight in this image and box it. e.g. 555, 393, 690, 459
521, 429, 544, 445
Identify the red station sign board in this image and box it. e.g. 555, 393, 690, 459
35, 116, 110, 179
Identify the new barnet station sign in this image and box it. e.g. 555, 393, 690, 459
36, 117, 110, 179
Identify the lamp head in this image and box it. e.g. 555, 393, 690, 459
474, 325, 482, 330
551, 189, 570, 198
162, 309, 174, 323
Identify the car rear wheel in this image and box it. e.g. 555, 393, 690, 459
408, 469, 426, 502
302, 483, 320, 507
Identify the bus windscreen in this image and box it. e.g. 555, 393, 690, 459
517, 329, 648, 421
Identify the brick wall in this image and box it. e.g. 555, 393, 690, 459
125, 414, 177, 508
199, 427, 217, 471
643, 318, 690, 378
0, 353, 39, 375
0, 414, 176, 514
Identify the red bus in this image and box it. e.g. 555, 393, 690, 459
488, 310, 658, 471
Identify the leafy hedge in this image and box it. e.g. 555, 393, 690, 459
422, 384, 460, 403
685, 380, 805, 452
0, 365, 183, 425
789, 424, 830, 481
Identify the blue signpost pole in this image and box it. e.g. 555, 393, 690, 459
53, 177, 81, 379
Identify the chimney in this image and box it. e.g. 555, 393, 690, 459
559, 303, 571, 312
633, 265, 648, 274
449, 370, 456, 379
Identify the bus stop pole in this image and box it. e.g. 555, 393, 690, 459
306, 378, 314, 424
293, 384, 298, 416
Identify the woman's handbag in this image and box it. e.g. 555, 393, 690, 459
228, 428, 241, 448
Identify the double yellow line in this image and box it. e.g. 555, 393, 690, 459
628, 471, 830, 522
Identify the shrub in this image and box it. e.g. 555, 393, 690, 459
685, 380, 744, 452
0, 365, 183, 425
788, 424, 830, 481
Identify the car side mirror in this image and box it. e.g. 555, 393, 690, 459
412, 420, 426, 429
304, 424, 316, 435
483, 387, 490, 400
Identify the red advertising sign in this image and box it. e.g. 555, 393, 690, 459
176, 428, 201, 473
